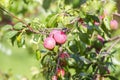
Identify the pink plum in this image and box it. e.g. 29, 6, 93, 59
110, 20, 118, 30
54, 30, 67, 44
43, 37, 56, 50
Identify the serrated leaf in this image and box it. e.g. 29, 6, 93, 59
14, 22, 24, 30
5, 31, 18, 39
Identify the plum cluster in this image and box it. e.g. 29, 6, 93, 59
43, 30, 69, 80
43, 30, 67, 50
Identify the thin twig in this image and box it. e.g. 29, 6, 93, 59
93, 67, 99, 80
106, 38, 120, 53
0, 7, 71, 35
94, 38, 120, 79
0, 7, 36, 32
113, 13, 120, 17
0, 7, 27, 25
106, 35, 120, 42
93, 37, 120, 79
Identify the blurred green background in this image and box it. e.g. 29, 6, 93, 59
0, 42, 40, 79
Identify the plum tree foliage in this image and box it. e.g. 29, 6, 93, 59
0, 0, 120, 80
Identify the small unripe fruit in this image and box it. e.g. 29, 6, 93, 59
78, 18, 84, 24
52, 75, 57, 80
110, 20, 118, 30
43, 37, 56, 50
94, 21, 100, 26
97, 35, 104, 43
57, 68, 65, 77
59, 52, 70, 59
59, 52, 70, 66
54, 30, 67, 44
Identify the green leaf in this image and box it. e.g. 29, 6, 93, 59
104, 1, 116, 15
92, 40, 103, 50
79, 56, 91, 64
101, 23, 111, 37
78, 41, 86, 54
36, 50, 41, 60
68, 58, 76, 67
33, 34, 40, 42
79, 25, 87, 33
103, 17, 110, 30
94, 25, 101, 33
73, 0, 81, 8
47, 14, 58, 27
2, 25, 12, 31
42, 0, 52, 10
64, 0, 72, 5
41, 54, 51, 66
17, 34, 25, 47
68, 40, 80, 53
86, 15, 99, 22
14, 22, 24, 30
79, 33, 90, 45
4, 31, 18, 39
23, 0, 31, 4
108, 76, 118, 80
53, 46, 59, 53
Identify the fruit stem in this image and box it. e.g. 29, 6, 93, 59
55, 45, 63, 75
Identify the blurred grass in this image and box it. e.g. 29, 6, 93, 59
0, 44, 39, 79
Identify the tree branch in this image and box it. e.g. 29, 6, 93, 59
106, 38, 120, 53
106, 35, 120, 42
0, 7, 37, 32
0, 7, 27, 25
0, 7, 71, 35
113, 13, 120, 17
93, 35, 120, 79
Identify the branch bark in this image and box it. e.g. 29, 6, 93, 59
106, 35, 120, 42
0, 7, 70, 35
106, 38, 120, 53
113, 13, 120, 17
